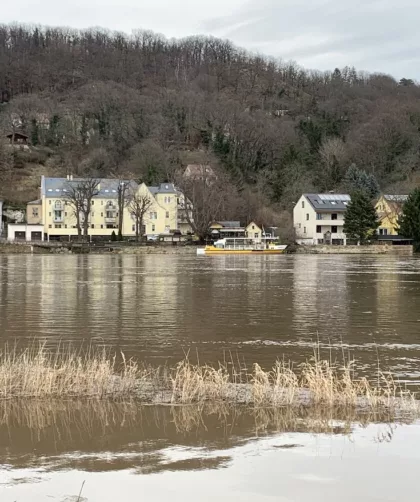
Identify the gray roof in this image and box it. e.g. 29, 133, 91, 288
305, 193, 350, 211
218, 221, 241, 228
41, 176, 137, 198
384, 195, 408, 202
149, 183, 178, 195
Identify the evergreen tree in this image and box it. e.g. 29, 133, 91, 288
343, 191, 379, 244
398, 188, 420, 251
344, 164, 379, 199
31, 118, 39, 146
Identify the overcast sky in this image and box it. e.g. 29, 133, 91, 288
3, 0, 419, 79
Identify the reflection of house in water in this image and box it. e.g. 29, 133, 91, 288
292, 256, 349, 339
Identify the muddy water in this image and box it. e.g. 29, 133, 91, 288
0, 400, 419, 502
1, 253, 420, 501
1, 254, 420, 381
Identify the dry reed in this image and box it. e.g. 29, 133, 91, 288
0, 343, 140, 398
0, 344, 418, 415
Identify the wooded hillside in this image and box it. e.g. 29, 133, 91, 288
0, 24, 419, 228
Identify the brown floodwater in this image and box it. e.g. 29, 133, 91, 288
1, 253, 420, 501
1, 254, 420, 381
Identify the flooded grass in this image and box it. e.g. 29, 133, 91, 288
0, 344, 418, 416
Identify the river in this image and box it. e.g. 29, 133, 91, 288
1, 253, 420, 501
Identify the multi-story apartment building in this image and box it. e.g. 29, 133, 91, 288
26, 176, 191, 241
293, 193, 351, 245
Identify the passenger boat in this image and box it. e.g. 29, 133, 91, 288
197, 238, 287, 255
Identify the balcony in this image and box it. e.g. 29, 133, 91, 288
105, 217, 117, 223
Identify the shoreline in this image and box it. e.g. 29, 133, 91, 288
0, 242, 415, 255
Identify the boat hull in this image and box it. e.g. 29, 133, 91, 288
197, 247, 287, 255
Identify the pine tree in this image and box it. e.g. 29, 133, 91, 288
344, 164, 379, 199
344, 191, 379, 244
398, 188, 420, 251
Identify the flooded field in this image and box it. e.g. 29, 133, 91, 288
1, 253, 420, 500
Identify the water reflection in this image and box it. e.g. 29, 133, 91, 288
1, 254, 420, 380
0, 399, 411, 474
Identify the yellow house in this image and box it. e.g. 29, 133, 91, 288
26, 199, 43, 224
375, 195, 408, 236
246, 222, 263, 241
33, 176, 191, 241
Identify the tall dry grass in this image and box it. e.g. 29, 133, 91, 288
0, 344, 418, 415
0, 344, 140, 398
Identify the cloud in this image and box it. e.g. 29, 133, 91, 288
201, 0, 420, 79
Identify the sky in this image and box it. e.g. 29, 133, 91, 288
2, 0, 420, 79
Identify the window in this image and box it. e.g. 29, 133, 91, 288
252, 225, 255, 230
164, 197, 167, 203
302, 201, 305, 208
254, 233, 259, 238
318, 239, 324, 244
168, 197, 171, 204
48, 224, 52, 228
152, 224, 155, 232
298, 223, 301, 229
101, 201, 104, 206
316, 213, 322, 220
101, 225, 103, 229
303, 227, 306, 234
91, 201, 94, 205
331, 201, 336, 205
49, 200, 51, 205
32, 208, 39, 217
91, 212, 94, 217
101, 212, 104, 217
379, 228, 388, 236
49, 212, 51, 217
332, 213, 338, 220
165, 225, 170, 232
65, 225, 67, 229
64, 212, 67, 217
316, 225, 322, 233
55, 224, 61, 229
166, 211, 170, 218
306, 214, 309, 221
332, 226, 338, 233
91, 224, 95, 229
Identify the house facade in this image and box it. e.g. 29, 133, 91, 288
375, 195, 408, 236
19, 176, 192, 241
293, 194, 350, 245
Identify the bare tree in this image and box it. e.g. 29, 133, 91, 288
64, 178, 100, 241
117, 180, 132, 240
127, 190, 154, 242
176, 169, 235, 241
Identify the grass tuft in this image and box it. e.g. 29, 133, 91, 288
0, 344, 418, 415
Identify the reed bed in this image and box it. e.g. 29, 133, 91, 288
0, 344, 140, 398
0, 344, 418, 414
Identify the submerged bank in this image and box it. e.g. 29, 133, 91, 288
0, 346, 418, 416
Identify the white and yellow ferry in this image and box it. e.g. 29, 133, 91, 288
197, 238, 287, 255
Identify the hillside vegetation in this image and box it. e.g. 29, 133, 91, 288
0, 25, 420, 228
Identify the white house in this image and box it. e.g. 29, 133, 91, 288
293, 194, 351, 245
7, 224, 45, 242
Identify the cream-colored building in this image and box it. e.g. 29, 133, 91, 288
29, 176, 192, 241
293, 193, 350, 245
